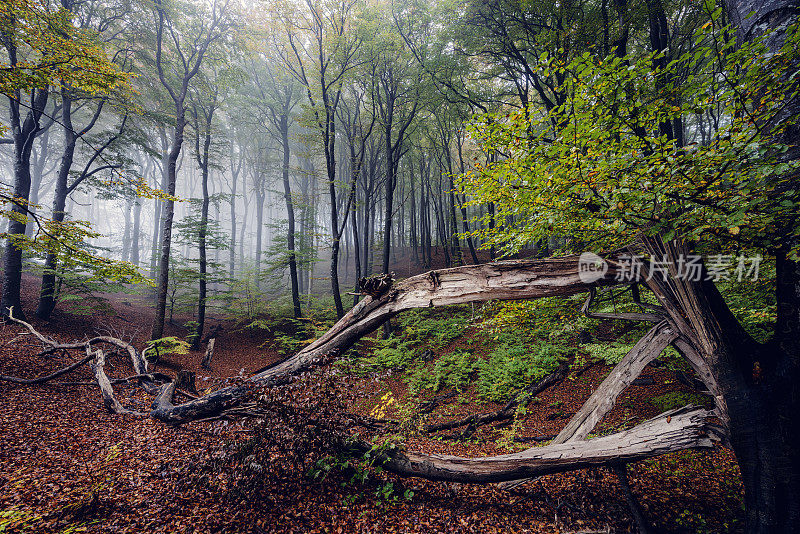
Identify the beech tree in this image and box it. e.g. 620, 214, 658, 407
245, 38, 304, 317
149, 0, 234, 340
0, 0, 128, 319
459, 9, 800, 530
273, 0, 363, 318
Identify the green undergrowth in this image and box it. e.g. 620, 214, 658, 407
650, 391, 714, 412
338, 303, 576, 404
232, 294, 340, 356
344, 307, 472, 375
472, 332, 572, 401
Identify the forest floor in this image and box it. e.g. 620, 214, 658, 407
0, 264, 745, 533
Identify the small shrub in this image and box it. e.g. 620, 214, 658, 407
145, 337, 190, 361
407, 350, 478, 394
650, 392, 712, 412
476, 339, 569, 402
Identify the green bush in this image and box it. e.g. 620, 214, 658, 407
395, 307, 470, 349
650, 392, 712, 412
476, 341, 569, 402
579, 342, 635, 365
347, 307, 471, 376
407, 350, 478, 394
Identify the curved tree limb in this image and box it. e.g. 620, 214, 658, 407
496, 322, 679, 490
88, 347, 146, 416
0, 353, 94, 384
154, 254, 630, 423
369, 406, 716, 484
553, 322, 678, 444
5, 310, 152, 390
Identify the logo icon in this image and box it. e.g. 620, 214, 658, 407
578, 252, 608, 283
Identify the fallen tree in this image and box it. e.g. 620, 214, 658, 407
2, 250, 722, 486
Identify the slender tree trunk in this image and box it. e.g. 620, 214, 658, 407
456, 138, 479, 264
1, 89, 49, 320
26, 128, 49, 239
254, 178, 264, 289
35, 90, 71, 320
239, 188, 248, 274
448, 174, 461, 266
409, 169, 418, 264
122, 198, 132, 261
150, 133, 168, 279
279, 115, 302, 318
351, 191, 362, 306
131, 199, 141, 267
191, 102, 214, 351
228, 146, 240, 281
151, 113, 186, 340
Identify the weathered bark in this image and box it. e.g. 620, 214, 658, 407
497, 321, 680, 490
6, 310, 151, 387
553, 322, 677, 444
638, 235, 798, 533
366, 406, 715, 483
201, 338, 215, 370
7, 252, 722, 494
89, 348, 145, 416
151, 254, 632, 423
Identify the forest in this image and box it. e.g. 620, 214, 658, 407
0, 0, 798, 532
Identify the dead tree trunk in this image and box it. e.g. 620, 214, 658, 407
201, 338, 215, 370
6, 252, 723, 490
358, 406, 714, 483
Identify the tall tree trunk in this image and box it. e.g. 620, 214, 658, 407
1, 88, 49, 320
150, 132, 169, 279
640, 237, 799, 534
191, 100, 215, 351
228, 141, 241, 281
122, 197, 132, 261
35, 89, 73, 320
151, 114, 185, 340
131, 198, 141, 267
708, 2, 800, 530
239, 188, 248, 275
26, 128, 49, 239
254, 176, 264, 290
455, 137, 479, 264
409, 169, 418, 264
279, 114, 302, 318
